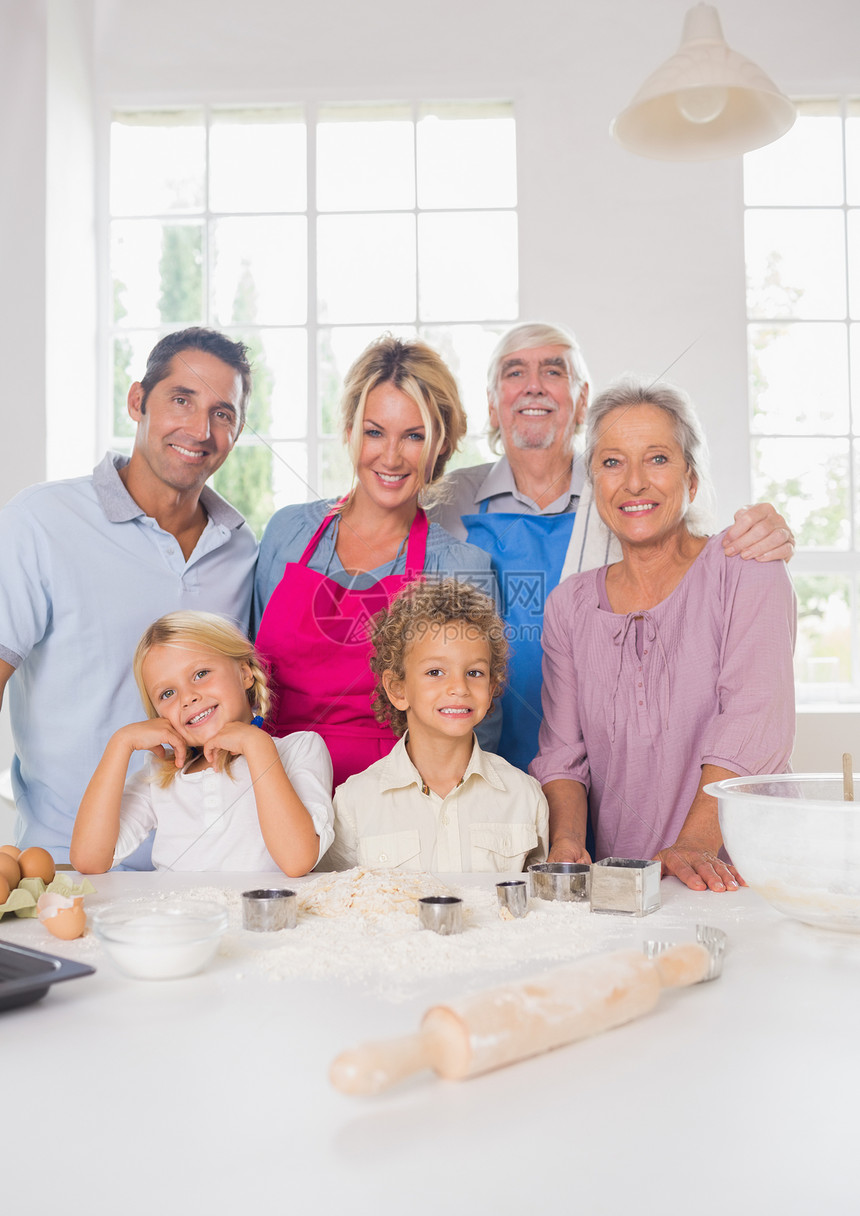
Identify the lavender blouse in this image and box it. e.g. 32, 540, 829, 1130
529, 530, 797, 861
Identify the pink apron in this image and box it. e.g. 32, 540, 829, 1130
255, 505, 429, 791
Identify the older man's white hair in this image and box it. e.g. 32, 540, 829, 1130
486, 321, 590, 453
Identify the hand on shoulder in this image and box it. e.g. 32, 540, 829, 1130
722, 504, 794, 563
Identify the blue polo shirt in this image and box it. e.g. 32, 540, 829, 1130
0, 453, 257, 863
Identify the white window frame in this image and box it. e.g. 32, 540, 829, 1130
100, 98, 519, 525
744, 96, 860, 705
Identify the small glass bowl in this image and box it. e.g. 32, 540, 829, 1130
91, 899, 229, 980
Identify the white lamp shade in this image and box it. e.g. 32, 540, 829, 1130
611, 4, 796, 161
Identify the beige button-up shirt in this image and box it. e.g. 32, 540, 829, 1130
325, 735, 549, 873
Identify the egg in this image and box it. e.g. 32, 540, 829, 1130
0, 844, 21, 859
41, 898, 87, 941
0, 853, 21, 888
18, 846, 56, 885
0, 875, 10, 905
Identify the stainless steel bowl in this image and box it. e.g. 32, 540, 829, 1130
527, 862, 591, 902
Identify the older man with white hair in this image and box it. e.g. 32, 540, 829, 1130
431, 321, 793, 772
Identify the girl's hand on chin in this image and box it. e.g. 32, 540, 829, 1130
202, 721, 264, 766
116, 720, 187, 768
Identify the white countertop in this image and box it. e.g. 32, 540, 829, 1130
1, 871, 857, 1215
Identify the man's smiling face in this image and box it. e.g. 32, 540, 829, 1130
488, 344, 587, 457
126, 350, 244, 495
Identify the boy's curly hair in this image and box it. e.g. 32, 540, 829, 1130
369, 578, 508, 738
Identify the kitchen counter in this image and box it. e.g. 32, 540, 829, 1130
1, 870, 856, 1215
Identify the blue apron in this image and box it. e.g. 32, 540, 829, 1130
462, 506, 576, 772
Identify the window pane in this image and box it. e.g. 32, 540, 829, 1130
794, 575, 854, 689
271, 441, 312, 509
748, 322, 849, 434
744, 110, 844, 206
112, 331, 157, 437
846, 103, 860, 205
113, 220, 204, 327
849, 210, 860, 320
852, 324, 860, 436
317, 325, 417, 433
746, 210, 846, 320
210, 107, 306, 213
419, 323, 505, 432
234, 328, 307, 441
317, 105, 414, 212
111, 110, 205, 215
752, 437, 850, 549
417, 105, 516, 209
317, 214, 416, 323
418, 212, 518, 321
211, 216, 307, 326
320, 436, 355, 501
211, 444, 274, 541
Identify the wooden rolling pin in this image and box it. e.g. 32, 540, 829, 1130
330, 944, 709, 1095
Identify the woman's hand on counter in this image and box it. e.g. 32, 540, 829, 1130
655, 840, 745, 892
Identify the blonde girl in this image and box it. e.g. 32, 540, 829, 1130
71, 612, 333, 875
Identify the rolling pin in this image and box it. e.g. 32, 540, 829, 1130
330, 944, 709, 1095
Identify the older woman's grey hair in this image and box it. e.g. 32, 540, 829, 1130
584, 377, 716, 536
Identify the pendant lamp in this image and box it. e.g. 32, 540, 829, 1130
611, 3, 796, 161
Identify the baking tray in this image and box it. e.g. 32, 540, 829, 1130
0, 938, 95, 1012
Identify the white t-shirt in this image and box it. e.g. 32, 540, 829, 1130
114, 732, 334, 871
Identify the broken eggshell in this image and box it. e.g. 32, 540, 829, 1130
38, 893, 87, 940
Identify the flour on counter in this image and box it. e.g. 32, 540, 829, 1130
12, 870, 761, 1002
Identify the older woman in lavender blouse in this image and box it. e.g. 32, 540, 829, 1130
530, 379, 796, 892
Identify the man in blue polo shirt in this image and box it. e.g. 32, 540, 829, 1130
431, 321, 795, 772
0, 328, 258, 865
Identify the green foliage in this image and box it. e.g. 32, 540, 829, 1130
158, 225, 203, 323
212, 446, 274, 539
757, 465, 849, 550
211, 262, 274, 538
318, 329, 343, 435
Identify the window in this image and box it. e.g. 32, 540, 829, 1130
107, 102, 518, 537
744, 99, 860, 703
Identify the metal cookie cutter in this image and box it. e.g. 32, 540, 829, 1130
590, 857, 662, 917
496, 880, 528, 918
528, 862, 591, 903
419, 896, 464, 935
643, 925, 727, 982
242, 888, 298, 932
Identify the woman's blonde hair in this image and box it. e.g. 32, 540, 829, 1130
340, 335, 467, 506
133, 611, 270, 786
369, 579, 508, 737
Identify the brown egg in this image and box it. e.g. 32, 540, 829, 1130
0, 853, 21, 888
18, 846, 56, 884
0, 875, 10, 905
0, 844, 21, 860
43, 900, 87, 941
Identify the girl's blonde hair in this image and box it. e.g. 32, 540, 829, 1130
133, 611, 270, 786
340, 335, 467, 508
369, 579, 508, 737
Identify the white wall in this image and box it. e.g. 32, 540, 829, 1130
2, 0, 859, 780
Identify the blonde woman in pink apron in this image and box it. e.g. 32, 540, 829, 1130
254, 336, 496, 791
